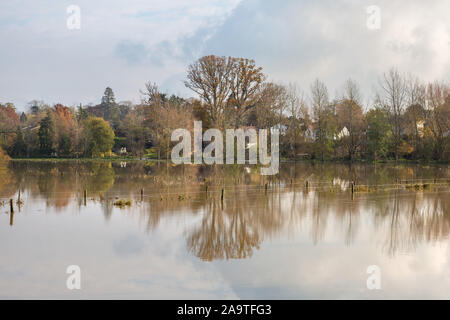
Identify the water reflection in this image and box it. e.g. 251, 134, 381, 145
1, 161, 449, 261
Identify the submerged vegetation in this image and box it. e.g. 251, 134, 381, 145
113, 199, 132, 208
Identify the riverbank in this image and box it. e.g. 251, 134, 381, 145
8, 157, 450, 165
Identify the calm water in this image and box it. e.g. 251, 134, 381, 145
0, 160, 449, 299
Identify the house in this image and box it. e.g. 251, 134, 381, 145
304, 128, 316, 141
334, 127, 350, 140
271, 123, 288, 136
416, 121, 425, 138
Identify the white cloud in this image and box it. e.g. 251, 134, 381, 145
201, 0, 450, 102
0, 0, 241, 109
0, 0, 449, 110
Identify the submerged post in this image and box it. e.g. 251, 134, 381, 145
351, 181, 354, 194
84, 189, 87, 206
221, 188, 224, 201
10, 199, 14, 214
141, 188, 144, 201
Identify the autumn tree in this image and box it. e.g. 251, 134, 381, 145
228, 57, 266, 126
142, 83, 194, 159
250, 82, 285, 130
0, 103, 20, 151
185, 55, 234, 129
185, 55, 266, 129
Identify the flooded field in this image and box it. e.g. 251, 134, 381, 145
0, 160, 449, 299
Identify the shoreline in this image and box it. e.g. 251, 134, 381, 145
7, 157, 450, 165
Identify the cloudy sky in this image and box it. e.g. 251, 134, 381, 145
1, 0, 449, 110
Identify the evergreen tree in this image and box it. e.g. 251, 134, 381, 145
101, 87, 119, 125
20, 112, 27, 123
58, 134, 72, 157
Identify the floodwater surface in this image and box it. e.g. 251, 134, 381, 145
0, 160, 449, 299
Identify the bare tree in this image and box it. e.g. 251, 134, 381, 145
252, 82, 286, 129
285, 83, 309, 158
185, 55, 266, 128
184, 55, 234, 129
377, 68, 408, 160
404, 76, 426, 157
311, 79, 334, 161
426, 82, 450, 159
141, 82, 193, 159
228, 58, 266, 126
336, 79, 364, 162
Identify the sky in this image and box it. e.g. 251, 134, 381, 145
0, 0, 449, 111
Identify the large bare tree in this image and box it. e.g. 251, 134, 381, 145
185, 55, 265, 128
184, 55, 235, 129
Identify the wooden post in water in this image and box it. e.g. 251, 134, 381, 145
351, 182, 354, 194
205, 184, 208, 198
305, 180, 309, 189
9, 210, 14, 226
141, 188, 144, 201
84, 189, 87, 206
265, 183, 268, 194
10, 199, 14, 214
221, 188, 224, 202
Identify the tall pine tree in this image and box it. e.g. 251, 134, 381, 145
101, 87, 119, 127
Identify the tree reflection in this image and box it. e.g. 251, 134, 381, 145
2, 161, 450, 259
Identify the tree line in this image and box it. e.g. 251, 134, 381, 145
0, 55, 449, 162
